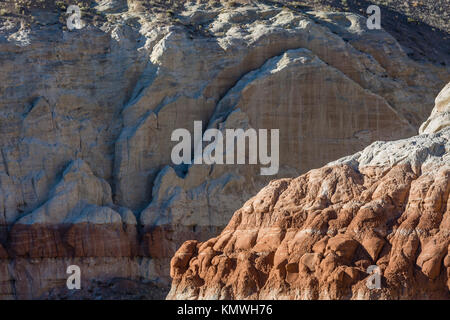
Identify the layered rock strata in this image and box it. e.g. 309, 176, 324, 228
168, 83, 450, 299
0, 1, 448, 298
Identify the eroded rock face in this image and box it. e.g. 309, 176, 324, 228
0, 1, 448, 299
136, 6, 447, 275
168, 83, 450, 300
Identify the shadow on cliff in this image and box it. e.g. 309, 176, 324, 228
267, 0, 449, 65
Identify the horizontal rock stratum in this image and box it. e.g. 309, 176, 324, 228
0, 1, 448, 299
168, 83, 450, 300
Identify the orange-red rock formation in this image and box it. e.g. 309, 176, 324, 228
169, 159, 450, 299
168, 84, 450, 299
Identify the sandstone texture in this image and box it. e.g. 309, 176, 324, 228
0, 1, 448, 299
168, 83, 450, 299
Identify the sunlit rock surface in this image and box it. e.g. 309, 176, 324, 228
0, 1, 448, 299
168, 83, 450, 300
